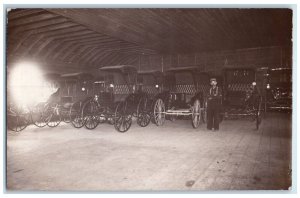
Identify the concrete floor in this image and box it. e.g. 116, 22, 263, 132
6, 112, 292, 191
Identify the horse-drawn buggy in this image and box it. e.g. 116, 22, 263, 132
265, 68, 292, 111
152, 66, 210, 128
222, 68, 263, 130
136, 70, 165, 126
7, 72, 62, 132
44, 72, 94, 128
81, 65, 151, 132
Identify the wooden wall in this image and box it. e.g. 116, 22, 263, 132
138, 45, 292, 75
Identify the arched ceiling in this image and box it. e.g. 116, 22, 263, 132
7, 8, 292, 73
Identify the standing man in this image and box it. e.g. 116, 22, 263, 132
207, 77, 222, 131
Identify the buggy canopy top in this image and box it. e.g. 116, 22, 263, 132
99, 65, 137, 74
60, 72, 94, 81
43, 73, 61, 82
166, 66, 203, 73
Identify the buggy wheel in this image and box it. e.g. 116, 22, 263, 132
137, 97, 151, 127
83, 101, 99, 130
191, 99, 201, 128
70, 102, 86, 128
114, 102, 132, 132
7, 108, 28, 132
32, 103, 50, 128
46, 103, 61, 127
153, 98, 165, 126
256, 97, 263, 130
85, 115, 99, 130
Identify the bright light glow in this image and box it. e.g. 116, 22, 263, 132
267, 84, 270, 89
109, 84, 114, 88
82, 87, 86, 91
155, 84, 159, 88
9, 62, 56, 106
252, 82, 257, 86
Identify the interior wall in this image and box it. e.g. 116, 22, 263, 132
138, 45, 292, 75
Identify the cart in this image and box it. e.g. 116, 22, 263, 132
82, 65, 148, 132
265, 68, 292, 111
222, 68, 263, 130
153, 66, 210, 128
45, 72, 94, 128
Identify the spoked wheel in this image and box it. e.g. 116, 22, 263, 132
46, 103, 61, 127
137, 97, 151, 127
153, 98, 165, 126
32, 103, 50, 128
83, 101, 99, 130
191, 99, 201, 128
201, 99, 207, 123
7, 107, 29, 132
114, 102, 132, 132
70, 101, 86, 128
256, 97, 263, 130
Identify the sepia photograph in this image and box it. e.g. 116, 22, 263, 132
5, 6, 294, 192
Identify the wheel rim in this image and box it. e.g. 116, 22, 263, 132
7, 106, 28, 132
32, 104, 49, 128
85, 115, 99, 129
46, 104, 61, 127
34, 112, 48, 127
114, 102, 132, 132
192, 99, 201, 128
84, 102, 99, 130
137, 98, 151, 127
154, 99, 165, 126
47, 113, 61, 127
8, 114, 28, 132
70, 102, 86, 128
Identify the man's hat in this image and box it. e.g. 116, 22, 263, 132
210, 77, 217, 82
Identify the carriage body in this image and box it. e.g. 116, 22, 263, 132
45, 72, 95, 127
222, 68, 263, 129
153, 66, 210, 128
266, 68, 292, 111
98, 65, 138, 112
82, 65, 142, 132
165, 67, 210, 110
136, 70, 165, 125
137, 70, 163, 98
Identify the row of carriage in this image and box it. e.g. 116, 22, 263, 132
7, 65, 264, 133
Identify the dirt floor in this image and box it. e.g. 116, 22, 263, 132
6, 112, 292, 192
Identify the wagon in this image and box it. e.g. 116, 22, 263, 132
265, 68, 292, 111
82, 65, 149, 132
153, 66, 210, 128
45, 72, 94, 128
222, 68, 263, 130
136, 70, 165, 126
7, 72, 61, 132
